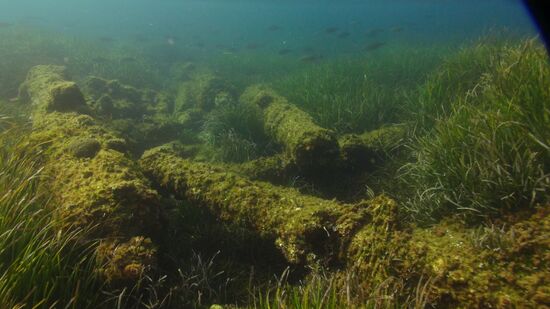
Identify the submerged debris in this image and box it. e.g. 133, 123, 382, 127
241, 84, 339, 175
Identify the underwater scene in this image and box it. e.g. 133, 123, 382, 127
0, 0, 548, 308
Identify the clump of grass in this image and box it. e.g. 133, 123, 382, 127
401, 39, 550, 223
271, 46, 446, 135
0, 119, 102, 308
200, 102, 273, 163
250, 267, 431, 309
273, 59, 404, 134
412, 40, 510, 130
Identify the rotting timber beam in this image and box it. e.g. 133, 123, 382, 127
19, 65, 162, 286
240, 84, 339, 174
139, 144, 379, 265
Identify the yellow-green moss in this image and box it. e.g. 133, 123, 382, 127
229, 154, 297, 185
401, 206, 549, 307
19, 65, 162, 285
97, 236, 157, 285
241, 84, 339, 173
175, 72, 237, 112
140, 145, 372, 265
339, 124, 407, 170
18, 65, 89, 116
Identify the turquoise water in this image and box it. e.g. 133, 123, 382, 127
0, 0, 538, 60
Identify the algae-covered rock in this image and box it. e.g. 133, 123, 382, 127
411, 206, 549, 308
67, 137, 101, 158
231, 154, 297, 185
175, 72, 237, 112
19, 65, 88, 116
20, 65, 162, 286
339, 124, 407, 170
240, 85, 339, 173
97, 236, 157, 285
105, 137, 128, 153
140, 145, 372, 265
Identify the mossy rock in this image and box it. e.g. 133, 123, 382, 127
67, 137, 101, 158
19, 65, 89, 116
105, 137, 128, 153
175, 72, 237, 112
241, 84, 340, 174
140, 145, 372, 265
339, 124, 407, 171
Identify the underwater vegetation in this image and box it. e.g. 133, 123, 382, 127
0, 20, 549, 309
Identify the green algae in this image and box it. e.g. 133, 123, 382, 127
19, 65, 163, 286
19, 65, 90, 116
1, 36, 548, 308
175, 71, 238, 112
339, 124, 407, 171
401, 205, 550, 307
241, 84, 339, 174
67, 137, 101, 158
140, 144, 371, 265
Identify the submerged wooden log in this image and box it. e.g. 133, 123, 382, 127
240, 85, 339, 174
139, 144, 372, 265
19, 65, 162, 285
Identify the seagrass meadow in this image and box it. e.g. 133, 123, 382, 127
0, 0, 548, 308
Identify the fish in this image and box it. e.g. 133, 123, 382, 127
338, 31, 350, 39
364, 42, 386, 51
324, 27, 339, 34
303, 46, 315, 53
278, 48, 292, 55
267, 25, 281, 32
0, 21, 13, 28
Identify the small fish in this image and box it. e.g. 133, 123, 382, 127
166, 37, 176, 45
324, 27, 339, 34
267, 25, 281, 32
338, 31, 350, 39
364, 42, 386, 51
278, 48, 292, 55
0, 21, 12, 28
195, 42, 205, 48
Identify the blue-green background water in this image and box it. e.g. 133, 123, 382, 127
0, 0, 538, 60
